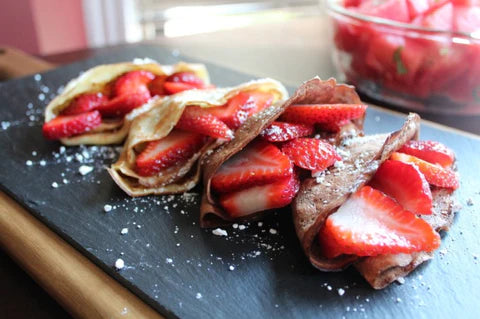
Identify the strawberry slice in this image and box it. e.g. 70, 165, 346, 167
135, 130, 207, 177
175, 106, 234, 140
112, 70, 155, 97
281, 138, 341, 171
398, 140, 455, 167
390, 152, 459, 189
165, 72, 205, 87
148, 75, 167, 96
370, 160, 433, 215
206, 91, 274, 129
219, 173, 300, 218
280, 104, 367, 125
61, 93, 108, 116
164, 82, 200, 95
316, 119, 351, 133
163, 71, 206, 95
319, 186, 440, 259
211, 140, 293, 193
261, 121, 314, 142
97, 91, 151, 118
42, 111, 102, 140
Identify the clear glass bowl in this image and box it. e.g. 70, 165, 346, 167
326, 0, 480, 115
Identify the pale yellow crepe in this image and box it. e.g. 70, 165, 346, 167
108, 78, 289, 196
44, 61, 210, 145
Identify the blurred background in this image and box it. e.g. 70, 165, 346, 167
1, 0, 320, 55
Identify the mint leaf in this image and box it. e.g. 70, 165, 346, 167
393, 47, 408, 75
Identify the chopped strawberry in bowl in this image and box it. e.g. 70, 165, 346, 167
327, 0, 480, 114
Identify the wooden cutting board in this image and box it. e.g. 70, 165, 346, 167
1, 44, 479, 319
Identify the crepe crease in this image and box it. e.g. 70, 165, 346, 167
292, 113, 459, 289
200, 77, 365, 228
108, 78, 288, 196
44, 61, 210, 145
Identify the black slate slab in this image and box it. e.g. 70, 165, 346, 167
1, 44, 479, 319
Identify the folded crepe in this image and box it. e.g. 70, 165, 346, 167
44, 61, 209, 145
292, 113, 459, 289
108, 78, 288, 196
200, 77, 365, 228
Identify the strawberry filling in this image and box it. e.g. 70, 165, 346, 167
134, 90, 277, 177
211, 101, 368, 219
43, 71, 207, 140
318, 139, 457, 259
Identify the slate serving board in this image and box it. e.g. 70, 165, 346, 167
1, 45, 479, 319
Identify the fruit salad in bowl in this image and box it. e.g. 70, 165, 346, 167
326, 0, 480, 114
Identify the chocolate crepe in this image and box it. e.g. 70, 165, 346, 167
200, 77, 364, 228
44, 60, 209, 145
292, 113, 459, 288
108, 78, 288, 196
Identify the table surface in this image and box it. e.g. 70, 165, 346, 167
1, 14, 479, 319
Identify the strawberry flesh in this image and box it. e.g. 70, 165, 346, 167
261, 121, 314, 142
176, 106, 234, 140
165, 72, 205, 87
370, 160, 433, 215
112, 70, 155, 97
319, 186, 440, 259
148, 75, 167, 96
164, 82, 200, 95
219, 173, 300, 218
61, 93, 108, 116
211, 139, 293, 193
97, 91, 151, 118
42, 110, 102, 140
208, 91, 274, 129
390, 152, 459, 189
280, 104, 367, 125
135, 130, 207, 177
398, 140, 455, 167
281, 138, 341, 171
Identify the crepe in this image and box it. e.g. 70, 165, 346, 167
44, 60, 209, 145
108, 78, 288, 196
200, 77, 364, 228
292, 113, 459, 288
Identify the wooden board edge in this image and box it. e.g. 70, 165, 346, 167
0, 191, 164, 319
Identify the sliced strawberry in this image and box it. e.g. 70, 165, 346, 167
97, 91, 151, 118
148, 75, 167, 96
319, 186, 440, 259
316, 119, 351, 133
219, 173, 300, 218
207, 91, 274, 129
261, 121, 314, 142
211, 140, 293, 193
112, 70, 155, 97
61, 93, 108, 116
281, 138, 341, 171
280, 104, 367, 125
165, 72, 205, 87
390, 152, 459, 189
175, 106, 234, 140
398, 140, 455, 167
164, 82, 199, 95
42, 111, 102, 140
135, 130, 207, 176
370, 160, 433, 215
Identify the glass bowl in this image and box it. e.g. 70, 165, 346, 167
326, 0, 480, 115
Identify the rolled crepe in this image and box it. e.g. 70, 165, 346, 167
200, 77, 365, 228
44, 61, 209, 145
108, 78, 288, 196
292, 113, 459, 288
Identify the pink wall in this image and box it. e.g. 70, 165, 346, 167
0, 0, 87, 55
0, 1, 40, 54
